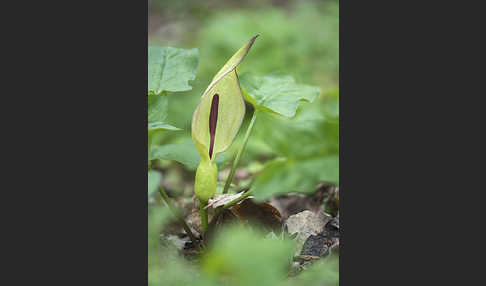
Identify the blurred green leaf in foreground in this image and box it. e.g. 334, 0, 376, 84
202, 225, 296, 286
147, 218, 339, 286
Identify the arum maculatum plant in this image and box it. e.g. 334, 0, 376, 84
148, 34, 324, 246
192, 35, 258, 233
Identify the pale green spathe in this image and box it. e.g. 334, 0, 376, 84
192, 35, 258, 161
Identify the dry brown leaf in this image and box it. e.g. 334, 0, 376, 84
231, 198, 282, 232
269, 183, 338, 219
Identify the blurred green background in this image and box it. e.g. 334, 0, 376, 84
149, 0, 339, 285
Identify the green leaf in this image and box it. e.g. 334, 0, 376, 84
252, 156, 339, 201
192, 35, 258, 161
148, 46, 198, 95
250, 97, 339, 201
201, 225, 296, 286
149, 140, 227, 170
150, 141, 201, 170
148, 170, 162, 197
253, 101, 338, 158
148, 93, 180, 132
148, 93, 169, 123
289, 257, 339, 285
148, 122, 181, 133
240, 72, 321, 118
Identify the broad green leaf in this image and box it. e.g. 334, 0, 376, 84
149, 140, 227, 170
149, 141, 201, 169
250, 96, 339, 200
252, 156, 339, 201
192, 35, 258, 161
148, 93, 168, 123
148, 170, 162, 197
148, 93, 180, 133
253, 100, 339, 158
240, 72, 321, 118
148, 46, 198, 95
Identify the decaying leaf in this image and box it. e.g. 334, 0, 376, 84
299, 233, 332, 258
285, 210, 332, 244
231, 198, 282, 232
299, 215, 339, 260
269, 183, 338, 219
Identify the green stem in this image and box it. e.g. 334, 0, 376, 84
222, 110, 258, 194
158, 186, 200, 250
200, 201, 208, 234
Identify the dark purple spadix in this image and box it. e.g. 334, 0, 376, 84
208, 93, 219, 159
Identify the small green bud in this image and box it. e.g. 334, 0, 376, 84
194, 159, 218, 203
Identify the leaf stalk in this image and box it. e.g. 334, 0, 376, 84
222, 109, 259, 194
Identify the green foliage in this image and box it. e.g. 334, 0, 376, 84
148, 206, 201, 286
148, 213, 339, 286
201, 225, 296, 286
148, 46, 199, 95
286, 258, 339, 286
240, 72, 320, 118
147, 46, 199, 151
150, 140, 201, 169
251, 93, 339, 200
252, 156, 339, 200
148, 94, 181, 133
148, 93, 168, 122
148, 121, 181, 133
148, 170, 162, 197
254, 94, 338, 157
147, 46, 198, 139
149, 139, 227, 170
196, 1, 338, 87
158, 0, 339, 133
